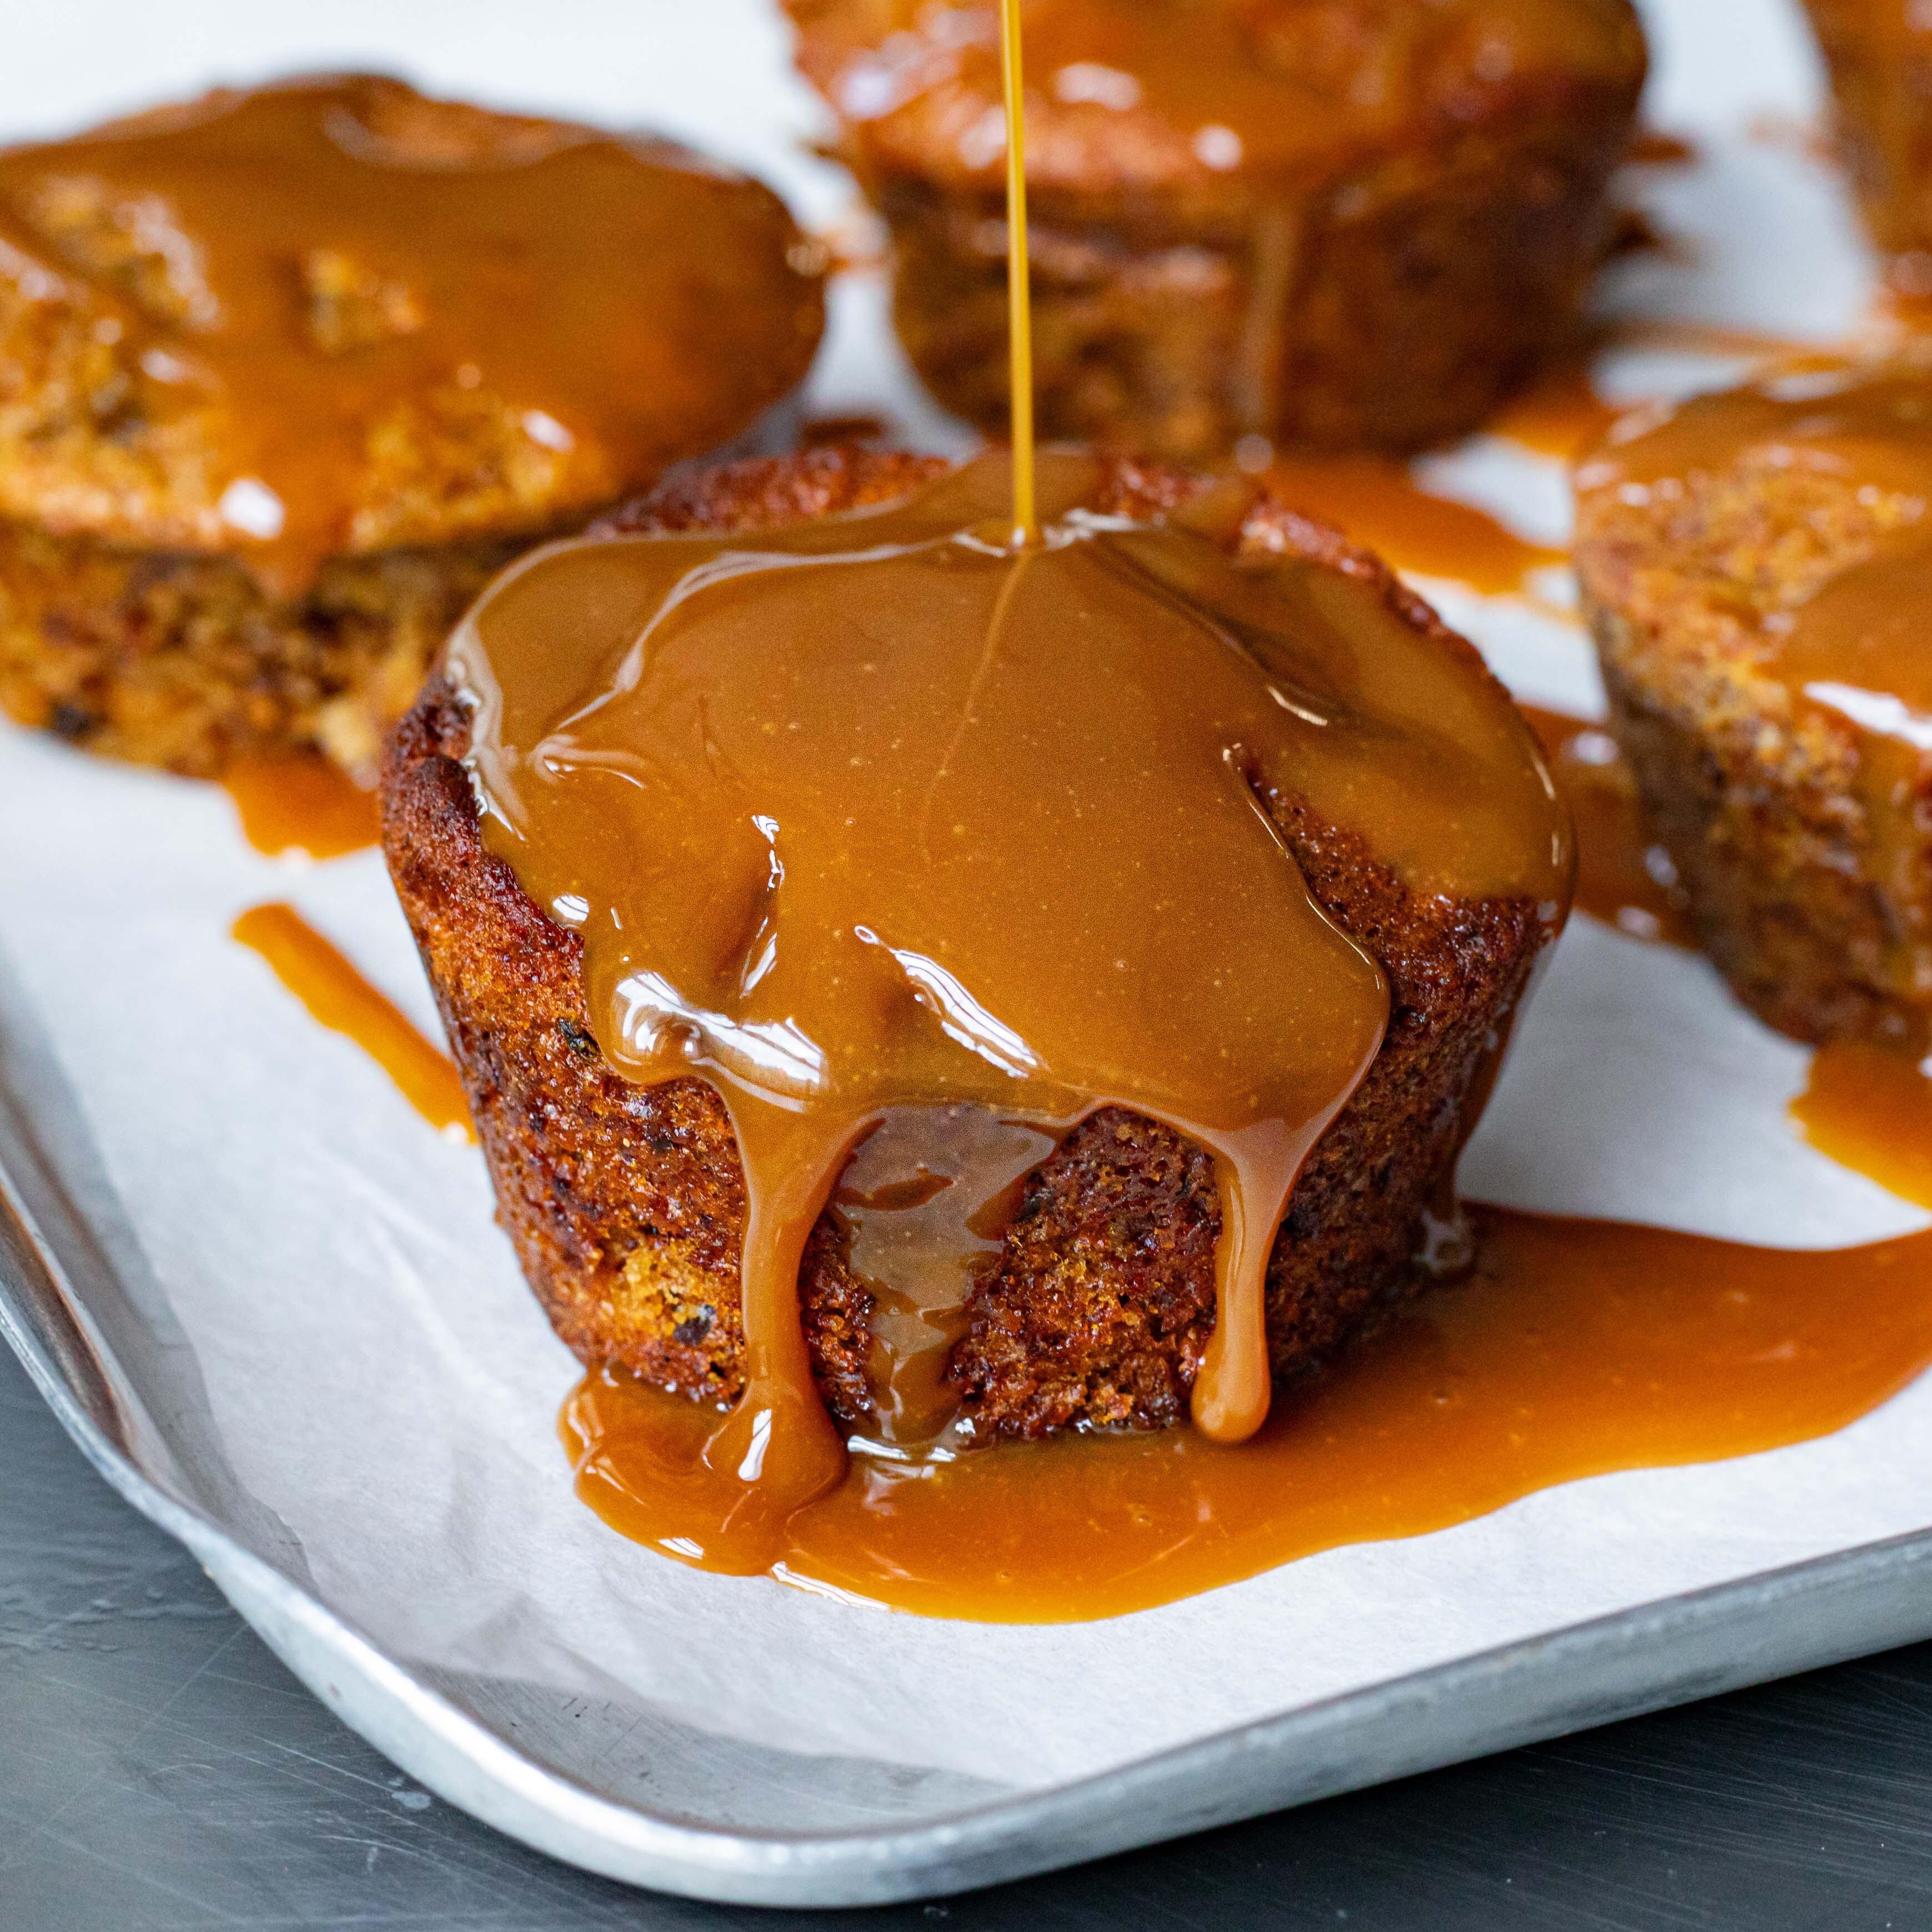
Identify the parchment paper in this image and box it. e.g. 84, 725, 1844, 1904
6, 0, 1930, 1793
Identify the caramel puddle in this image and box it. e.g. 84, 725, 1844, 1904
231, 902, 473, 1141
1261, 455, 1565, 595
223, 753, 380, 860
564, 1203, 1932, 1622
1793, 1036, 1932, 1212
1487, 359, 1623, 460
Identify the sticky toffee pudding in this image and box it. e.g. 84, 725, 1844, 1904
384, 439, 1571, 1563
0, 76, 825, 780
785, 0, 1646, 459
1575, 359, 1932, 1048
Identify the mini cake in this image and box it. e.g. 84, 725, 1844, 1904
1802, 1, 1932, 292
0, 75, 825, 778
382, 444, 1569, 1446
1573, 359, 1932, 1045
783, 0, 1646, 458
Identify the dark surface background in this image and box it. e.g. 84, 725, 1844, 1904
5, 1336, 1931, 1932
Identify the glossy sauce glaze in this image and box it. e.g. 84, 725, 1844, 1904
1487, 358, 1624, 458
566, 1202, 1932, 1620
223, 754, 380, 860
0, 78, 822, 592
231, 902, 473, 1141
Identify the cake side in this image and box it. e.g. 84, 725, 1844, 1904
0, 520, 526, 778
382, 447, 1558, 1435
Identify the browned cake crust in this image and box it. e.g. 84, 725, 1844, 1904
1573, 407, 1927, 1045
1802, 0, 1932, 287
382, 446, 1553, 1436
0, 78, 825, 776
786, 0, 1645, 458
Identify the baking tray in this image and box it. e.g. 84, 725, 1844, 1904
7, 0, 1932, 1907
3, 951, 1932, 1910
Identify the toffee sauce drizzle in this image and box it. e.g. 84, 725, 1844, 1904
224, 753, 380, 860
232, 902, 474, 1141
567, 1204, 1932, 1621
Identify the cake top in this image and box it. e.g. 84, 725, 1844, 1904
1576, 357, 1932, 718
786, 0, 1646, 191
0, 77, 825, 591
446, 448, 1569, 1500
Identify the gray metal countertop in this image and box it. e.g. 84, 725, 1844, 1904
6, 1335, 1931, 1931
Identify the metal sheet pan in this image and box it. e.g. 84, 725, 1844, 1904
4, 0, 1928, 1904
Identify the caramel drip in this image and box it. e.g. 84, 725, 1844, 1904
0, 79, 820, 593
231, 902, 474, 1141
223, 754, 380, 860
1001, 0, 1039, 545
1519, 705, 1693, 946
451, 448, 1566, 1542
1577, 361, 1932, 1011
1628, 128, 1698, 165
839, 1108, 1058, 1449
1793, 1028, 1932, 1212
1263, 455, 1566, 595
565, 1202, 1932, 1621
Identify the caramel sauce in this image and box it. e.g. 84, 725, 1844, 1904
1520, 704, 1693, 946
442, 0, 1570, 1580
231, 902, 474, 1142
566, 1203, 1932, 1620
1488, 359, 1624, 459
1793, 1031, 1932, 1213
0, 78, 821, 592
1262, 455, 1565, 594
453, 3, 1932, 1626
222, 753, 380, 860
1577, 361, 1932, 1010
1000, 0, 1040, 546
